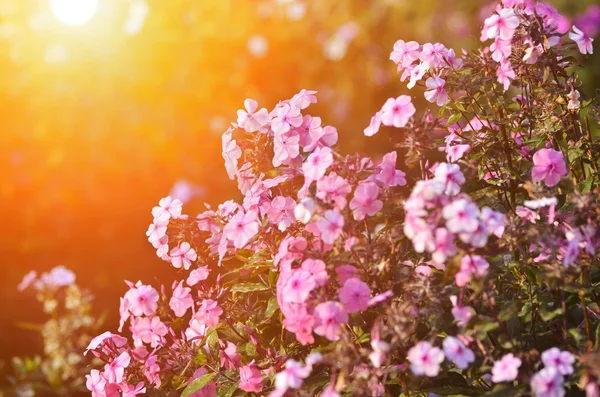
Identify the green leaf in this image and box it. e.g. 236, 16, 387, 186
480, 384, 518, 397
539, 307, 563, 322
447, 113, 462, 125
181, 373, 216, 397
264, 297, 279, 319
230, 282, 269, 293
217, 382, 239, 397
498, 300, 520, 322
472, 316, 499, 332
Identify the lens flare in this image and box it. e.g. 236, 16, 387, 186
50, 0, 99, 26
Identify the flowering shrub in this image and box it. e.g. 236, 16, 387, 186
3, 267, 100, 396
36, 1, 598, 396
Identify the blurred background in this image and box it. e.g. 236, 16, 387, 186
1, 0, 598, 365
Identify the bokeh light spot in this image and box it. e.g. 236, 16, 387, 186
50, 0, 99, 26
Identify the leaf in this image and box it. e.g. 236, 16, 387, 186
498, 300, 520, 322
181, 373, 216, 397
472, 316, 499, 332
539, 307, 563, 322
217, 382, 239, 397
230, 282, 269, 293
264, 297, 279, 320
480, 384, 518, 397
447, 113, 462, 125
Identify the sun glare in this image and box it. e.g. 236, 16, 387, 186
50, 0, 99, 26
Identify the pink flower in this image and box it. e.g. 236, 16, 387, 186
407, 341, 445, 377
152, 196, 183, 222
481, 207, 506, 238
338, 278, 371, 313
185, 319, 207, 344
291, 89, 318, 110
530, 367, 565, 397
390, 40, 420, 68
282, 305, 315, 345
130, 316, 168, 348
301, 259, 328, 287
484, 8, 520, 40
170, 242, 197, 270
223, 209, 259, 249
336, 265, 359, 284
434, 162, 465, 195
569, 25, 594, 55
316, 173, 351, 210
124, 282, 159, 317
84, 332, 127, 356
450, 295, 473, 327
303, 146, 334, 181
169, 281, 194, 317
273, 130, 300, 167
380, 95, 416, 128
492, 353, 522, 383
272, 104, 303, 135
219, 341, 241, 370
237, 99, 269, 132
497, 60, 515, 90
294, 197, 316, 224
144, 354, 161, 387
375, 151, 407, 188
443, 198, 480, 234
86, 370, 107, 397
222, 129, 242, 180
274, 359, 310, 391
432, 227, 457, 265
146, 218, 168, 248
239, 362, 263, 393
314, 301, 349, 341
364, 110, 383, 137
491, 37, 513, 62
316, 210, 345, 245
532, 148, 568, 187
103, 351, 131, 384
38, 265, 75, 288
267, 196, 296, 231
196, 299, 223, 327
424, 77, 449, 106
443, 336, 475, 369
120, 382, 146, 397
17, 270, 37, 292
419, 43, 448, 69
541, 348, 575, 375
282, 269, 316, 303
350, 182, 383, 221
186, 266, 210, 286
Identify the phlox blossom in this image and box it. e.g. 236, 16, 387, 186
223, 209, 259, 249
274, 359, 310, 391
338, 278, 371, 313
314, 301, 349, 341
541, 348, 575, 375
152, 196, 182, 222
531, 148, 568, 187
219, 341, 241, 370
103, 351, 131, 384
442, 198, 480, 234
390, 40, 420, 68
123, 281, 159, 317
170, 242, 197, 270
434, 162, 465, 196
130, 316, 168, 348
239, 362, 263, 393
169, 281, 194, 317
424, 77, 449, 106
530, 367, 565, 397
303, 146, 334, 181
316, 210, 345, 245
443, 336, 475, 369
237, 99, 269, 132
484, 8, 520, 40
380, 95, 416, 128
407, 341, 445, 377
86, 370, 107, 397
492, 353, 522, 383
350, 182, 383, 221
569, 25, 594, 55
282, 269, 316, 303
195, 299, 223, 327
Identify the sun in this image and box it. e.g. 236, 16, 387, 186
50, 0, 99, 26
